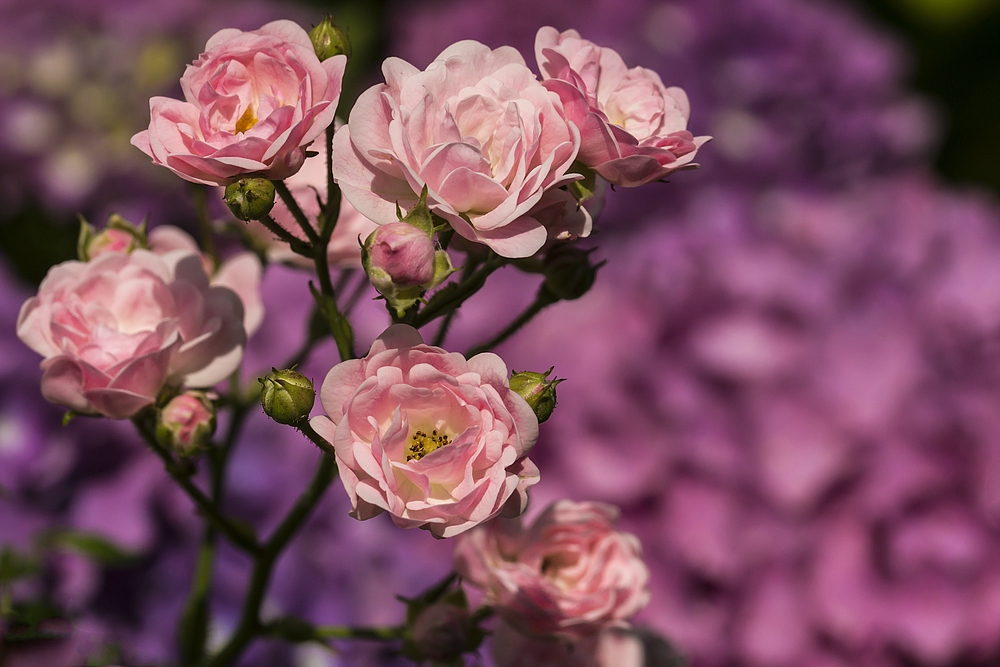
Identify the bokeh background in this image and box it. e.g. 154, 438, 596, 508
2, 0, 1000, 665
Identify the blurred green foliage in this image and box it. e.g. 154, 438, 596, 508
859, 0, 1000, 193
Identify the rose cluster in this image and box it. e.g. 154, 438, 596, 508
10, 16, 680, 667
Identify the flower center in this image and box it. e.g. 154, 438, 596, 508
235, 104, 257, 134
406, 428, 453, 462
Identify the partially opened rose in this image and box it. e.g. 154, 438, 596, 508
131, 20, 346, 186
16, 250, 246, 419
333, 40, 581, 258
455, 500, 650, 638
311, 325, 540, 538
535, 27, 709, 187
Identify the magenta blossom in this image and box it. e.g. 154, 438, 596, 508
535, 27, 709, 187
131, 20, 346, 186
455, 500, 650, 638
311, 324, 539, 538
16, 250, 245, 419
333, 40, 581, 258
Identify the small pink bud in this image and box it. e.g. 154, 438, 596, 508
365, 222, 436, 287
156, 392, 216, 456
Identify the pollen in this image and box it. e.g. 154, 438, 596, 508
406, 428, 453, 462
235, 105, 258, 134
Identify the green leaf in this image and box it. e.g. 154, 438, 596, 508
41, 531, 139, 565
0, 548, 38, 584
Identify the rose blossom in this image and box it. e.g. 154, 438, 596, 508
310, 324, 540, 538
333, 40, 581, 258
147, 225, 265, 337
455, 500, 650, 638
16, 250, 246, 419
244, 143, 378, 268
131, 20, 346, 186
535, 27, 709, 187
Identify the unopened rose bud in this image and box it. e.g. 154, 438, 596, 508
408, 602, 478, 663
156, 391, 216, 456
224, 177, 275, 222
259, 368, 315, 425
78, 213, 148, 261
509, 368, 563, 423
542, 245, 601, 301
309, 16, 351, 61
363, 222, 439, 317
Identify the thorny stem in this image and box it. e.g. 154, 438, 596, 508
413, 255, 506, 329
273, 179, 319, 244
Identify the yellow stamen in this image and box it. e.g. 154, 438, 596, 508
406, 429, 453, 462
235, 105, 257, 134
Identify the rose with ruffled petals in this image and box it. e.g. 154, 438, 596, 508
333, 40, 581, 258
455, 500, 650, 638
131, 20, 346, 186
16, 250, 245, 419
311, 324, 540, 538
535, 27, 709, 187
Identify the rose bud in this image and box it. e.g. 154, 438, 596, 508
406, 600, 483, 663
509, 368, 563, 423
156, 391, 216, 456
78, 213, 149, 261
259, 368, 315, 425
224, 177, 276, 222
363, 222, 438, 316
542, 245, 602, 301
309, 15, 351, 61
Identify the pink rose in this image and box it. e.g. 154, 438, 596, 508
535, 27, 709, 187
131, 20, 346, 186
333, 40, 581, 258
311, 324, 540, 538
16, 250, 246, 419
245, 143, 378, 268
148, 226, 265, 337
492, 622, 647, 667
455, 500, 650, 638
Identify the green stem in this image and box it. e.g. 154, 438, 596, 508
273, 180, 319, 244
133, 418, 258, 554
192, 185, 220, 269
465, 286, 559, 357
261, 616, 402, 643
413, 256, 505, 329
315, 625, 403, 641
256, 214, 311, 257
296, 419, 336, 458
431, 259, 480, 347
202, 455, 337, 667
323, 126, 340, 240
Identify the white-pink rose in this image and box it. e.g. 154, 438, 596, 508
17, 250, 246, 419
245, 144, 378, 269
311, 324, 540, 538
535, 27, 709, 187
455, 500, 650, 638
333, 40, 581, 259
131, 20, 346, 186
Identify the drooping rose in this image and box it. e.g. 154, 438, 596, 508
131, 20, 346, 186
16, 250, 246, 419
455, 500, 650, 638
311, 324, 540, 538
333, 40, 581, 258
244, 142, 378, 269
535, 27, 709, 187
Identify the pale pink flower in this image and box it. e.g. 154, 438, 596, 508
148, 226, 265, 337
17, 250, 246, 419
535, 27, 709, 187
455, 500, 651, 638
311, 324, 539, 538
333, 40, 581, 258
245, 141, 378, 269
131, 20, 346, 186
492, 622, 647, 667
